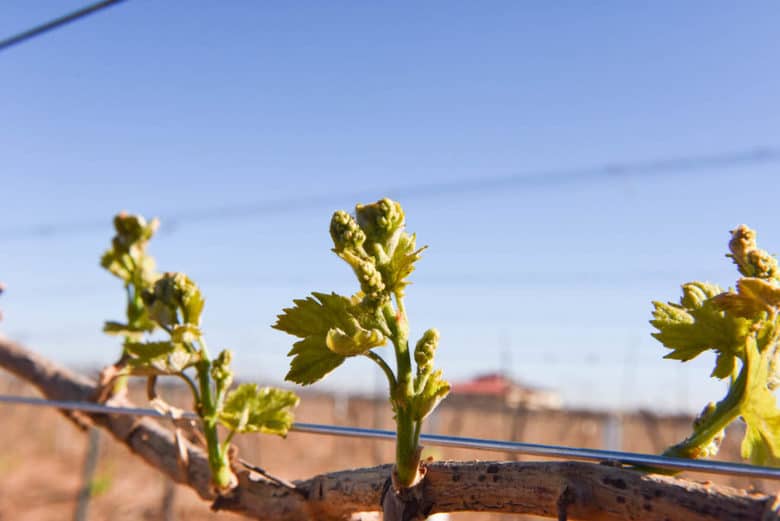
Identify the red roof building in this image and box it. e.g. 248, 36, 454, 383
451, 372, 561, 410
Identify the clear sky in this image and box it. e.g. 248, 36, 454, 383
1, 1, 779, 412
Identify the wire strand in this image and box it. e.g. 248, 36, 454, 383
2, 146, 778, 241
1, 394, 779, 480
0, 0, 127, 53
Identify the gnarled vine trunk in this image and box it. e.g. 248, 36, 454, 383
0, 334, 778, 521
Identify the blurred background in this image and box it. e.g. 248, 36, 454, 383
1, 2, 780, 517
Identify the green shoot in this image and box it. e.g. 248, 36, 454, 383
651, 225, 780, 466
274, 198, 450, 488
100, 212, 160, 341
101, 214, 299, 491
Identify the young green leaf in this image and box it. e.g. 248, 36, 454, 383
735, 337, 780, 466
325, 317, 386, 356
123, 341, 200, 375
385, 233, 426, 298
741, 387, 780, 466
274, 292, 352, 337
285, 336, 347, 385
651, 282, 750, 376
102, 321, 147, 340
123, 340, 177, 359
712, 277, 780, 319
274, 292, 386, 384
171, 324, 202, 344
220, 383, 299, 436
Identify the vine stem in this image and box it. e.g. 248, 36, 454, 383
364, 351, 397, 389
194, 335, 234, 490
663, 336, 765, 460
178, 372, 200, 403
383, 296, 423, 489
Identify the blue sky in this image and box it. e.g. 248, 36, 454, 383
1, 1, 779, 412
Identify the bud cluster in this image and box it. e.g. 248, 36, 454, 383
111, 212, 159, 256
728, 225, 779, 280
414, 328, 440, 374
143, 272, 204, 328
211, 349, 234, 392
330, 210, 367, 254
356, 197, 404, 250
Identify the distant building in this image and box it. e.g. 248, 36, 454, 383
450, 372, 561, 410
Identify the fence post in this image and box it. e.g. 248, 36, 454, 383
602, 413, 622, 451
73, 427, 101, 521
507, 405, 527, 461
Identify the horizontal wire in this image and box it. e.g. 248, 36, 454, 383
0, 0, 127, 53
2, 394, 779, 480
3, 146, 778, 241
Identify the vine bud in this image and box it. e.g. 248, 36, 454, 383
330, 210, 367, 254
211, 349, 234, 392
728, 225, 779, 280
356, 259, 385, 298
143, 272, 205, 327
355, 198, 404, 251
112, 212, 158, 254
414, 328, 440, 372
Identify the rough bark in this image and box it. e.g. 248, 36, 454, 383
1, 334, 778, 521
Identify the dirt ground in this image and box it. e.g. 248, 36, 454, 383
0, 375, 766, 521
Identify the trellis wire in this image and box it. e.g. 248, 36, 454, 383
2, 393, 779, 480
0, 0, 127, 53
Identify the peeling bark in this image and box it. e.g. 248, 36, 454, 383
1, 334, 778, 521
381, 469, 432, 521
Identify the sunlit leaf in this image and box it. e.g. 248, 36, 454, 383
220, 383, 299, 436
325, 318, 385, 356
712, 278, 780, 319
651, 282, 750, 374
171, 324, 202, 344
383, 233, 426, 297
124, 341, 199, 375
274, 292, 384, 384
741, 358, 780, 466
286, 336, 346, 385
124, 340, 175, 359
102, 321, 151, 341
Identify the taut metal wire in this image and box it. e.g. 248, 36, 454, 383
2, 394, 779, 480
